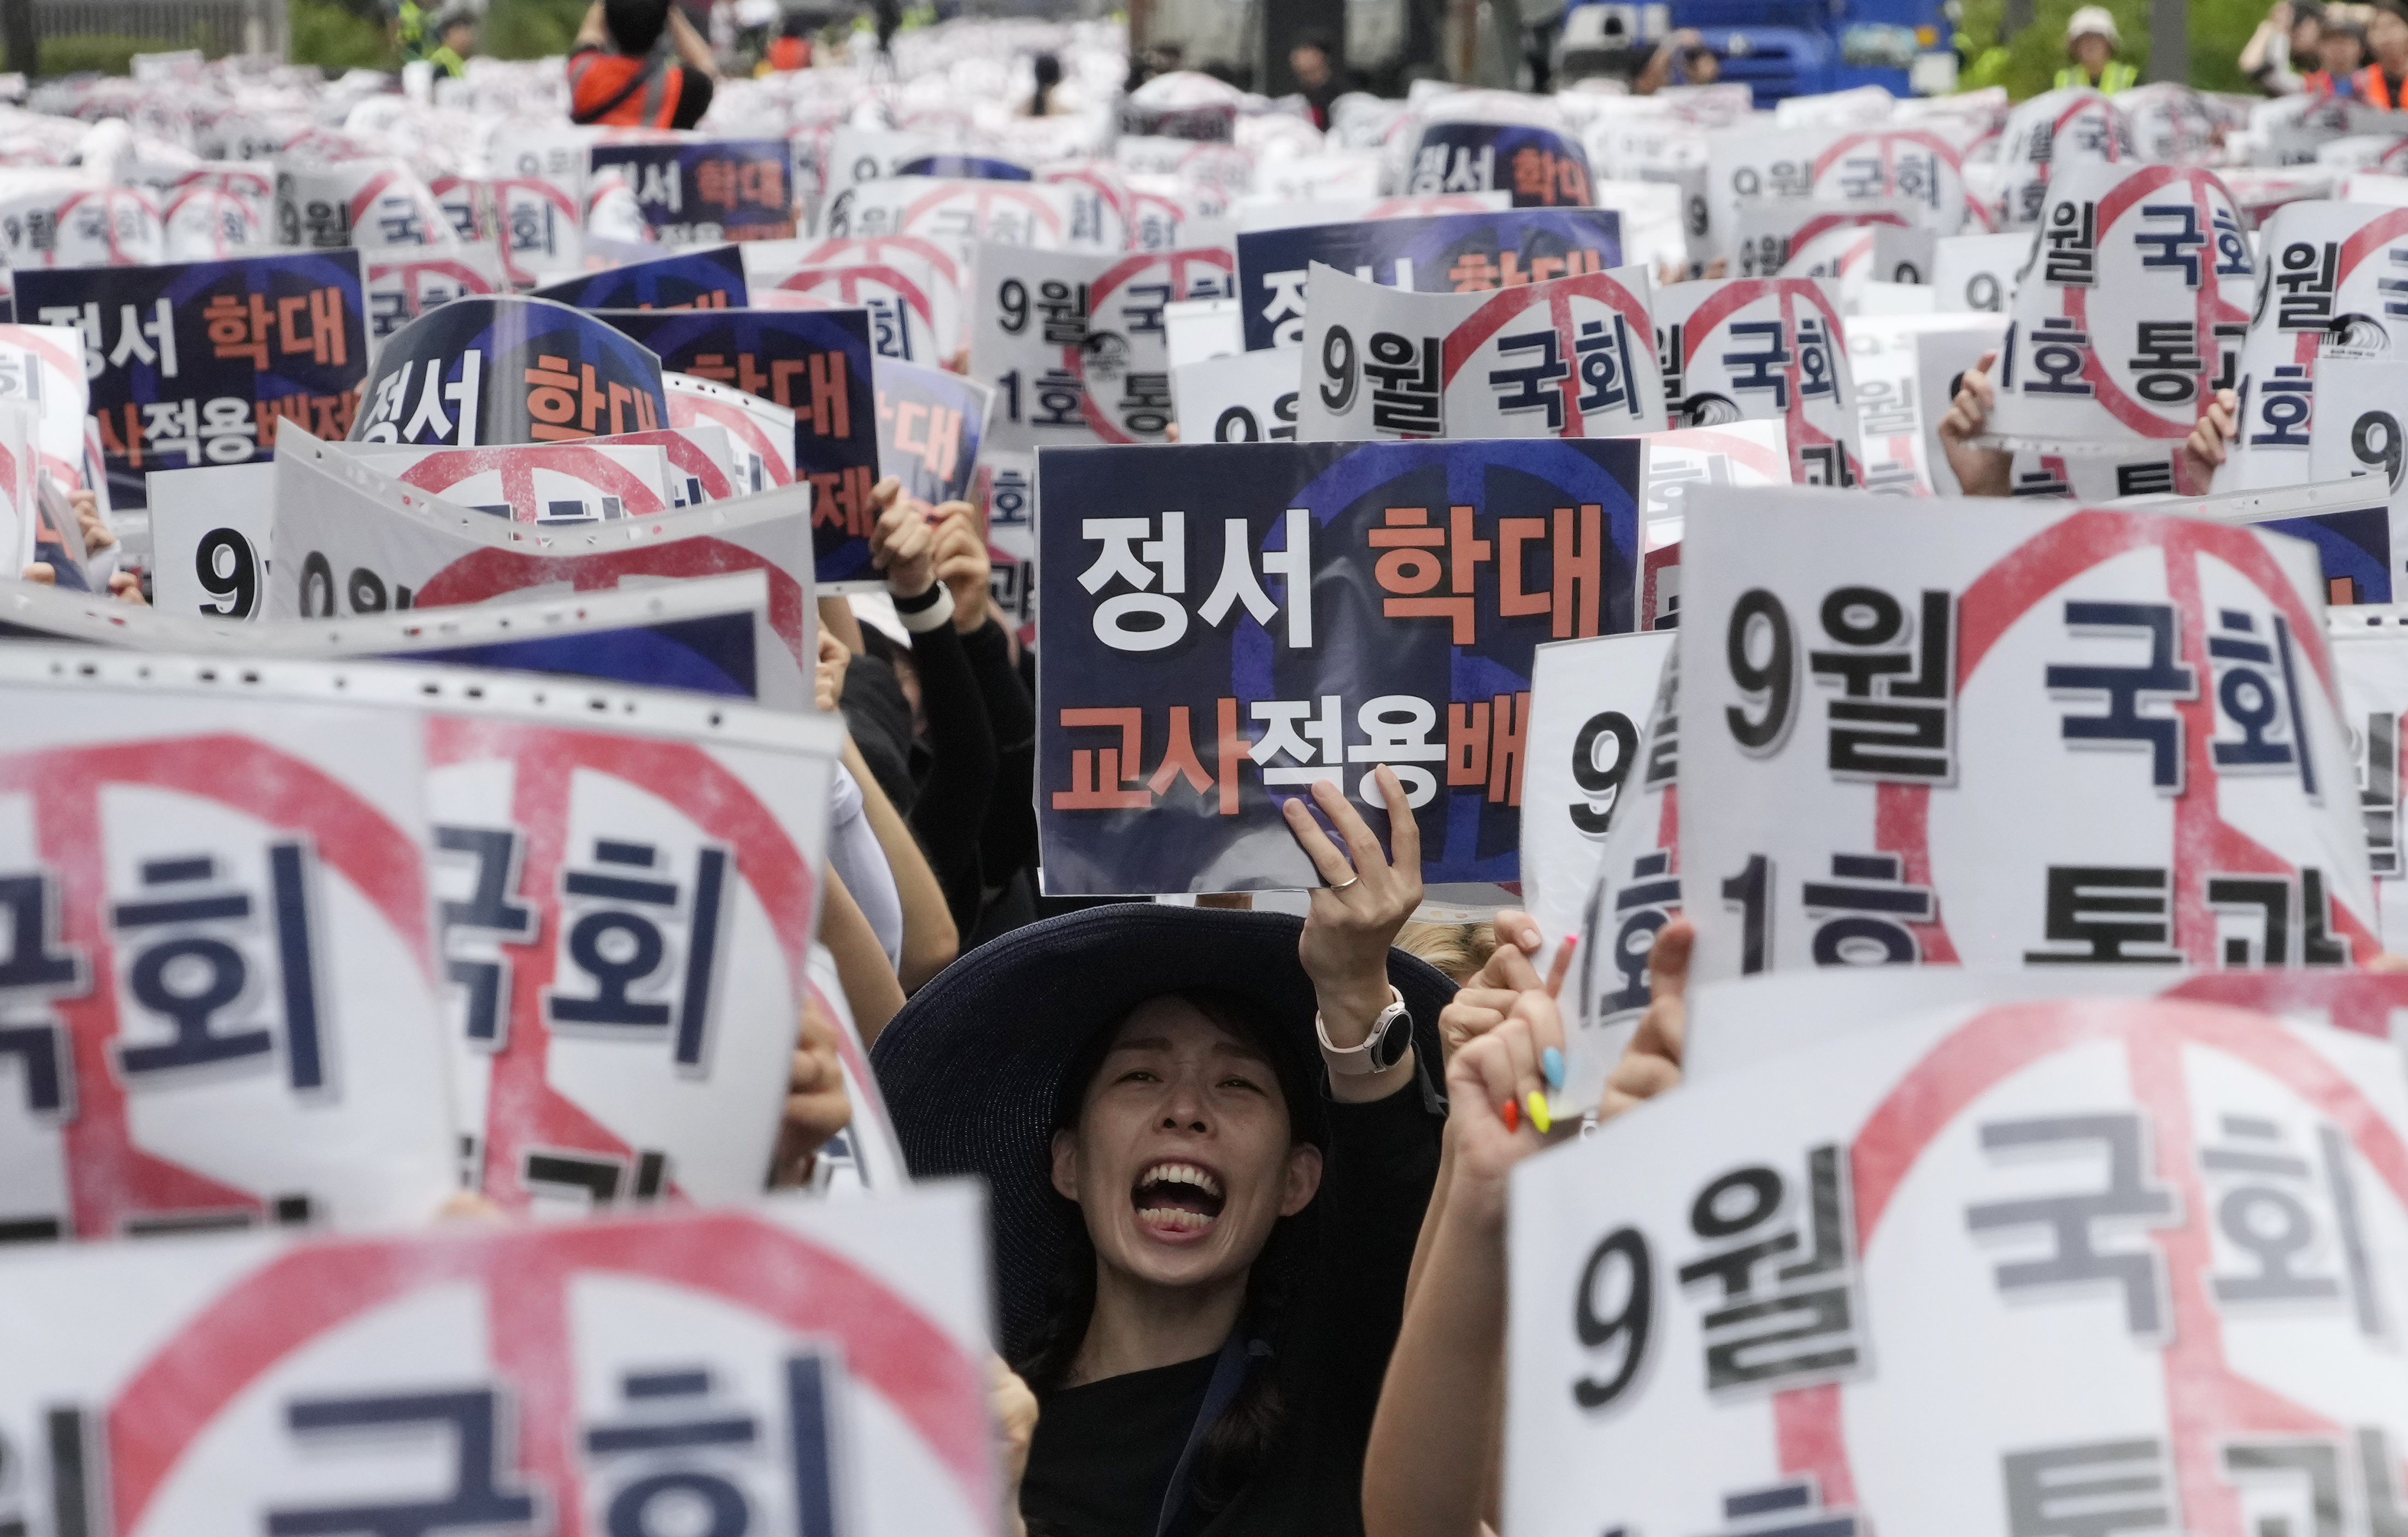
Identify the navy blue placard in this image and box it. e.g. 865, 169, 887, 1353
1037, 438, 1643, 894
873, 356, 988, 505
2266, 504, 2393, 604
589, 139, 797, 244
1236, 209, 1623, 350
17, 250, 368, 509
531, 245, 749, 310
598, 306, 881, 583
352, 296, 667, 448
385, 612, 758, 698
1405, 122, 1594, 208
896, 153, 1032, 181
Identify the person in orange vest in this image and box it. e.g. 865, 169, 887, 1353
2357, 0, 2408, 108
760, 13, 810, 73
2303, 19, 2367, 95
568, 0, 721, 129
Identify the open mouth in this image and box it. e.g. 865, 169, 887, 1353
1132, 1161, 1225, 1235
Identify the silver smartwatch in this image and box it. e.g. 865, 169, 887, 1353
1316, 985, 1412, 1076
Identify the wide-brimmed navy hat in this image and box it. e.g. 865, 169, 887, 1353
870, 903, 1454, 1360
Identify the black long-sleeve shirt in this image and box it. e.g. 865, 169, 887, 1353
904, 615, 996, 938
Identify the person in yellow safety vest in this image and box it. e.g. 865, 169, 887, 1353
2055, 6, 2139, 92
426, 7, 475, 78
392, 0, 428, 62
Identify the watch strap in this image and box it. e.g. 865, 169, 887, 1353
1317, 986, 1408, 1076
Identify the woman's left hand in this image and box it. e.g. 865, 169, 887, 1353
770, 992, 853, 1185
1287, 766, 1423, 1034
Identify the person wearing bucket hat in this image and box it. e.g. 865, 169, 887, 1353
874, 767, 1456, 1537
2057, 7, 2137, 93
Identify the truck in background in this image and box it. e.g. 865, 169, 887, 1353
1555, 0, 1960, 104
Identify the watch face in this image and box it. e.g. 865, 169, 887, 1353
1371, 1009, 1411, 1071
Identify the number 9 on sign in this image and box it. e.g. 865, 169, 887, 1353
195, 527, 259, 619
2353, 410, 2403, 491
1726, 588, 1796, 753
1320, 323, 1357, 413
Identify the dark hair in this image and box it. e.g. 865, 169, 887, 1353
1031, 51, 1062, 115
1294, 32, 1335, 58
605, 0, 671, 54
1014, 990, 1319, 1518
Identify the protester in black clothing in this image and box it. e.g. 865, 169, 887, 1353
873, 781, 1454, 1537
1290, 35, 1343, 131
1030, 52, 1064, 116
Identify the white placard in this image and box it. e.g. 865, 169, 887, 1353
1507, 993, 2408, 1537
274, 159, 450, 250
421, 679, 838, 1214
1162, 296, 1243, 369
1848, 315, 2001, 496
768, 262, 954, 367
665, 372, 797, 491
818, 175, 1115, 261
1931, 229, 2035, 315
1521, 630, 1677, 965
969, 242, 1236, 450
0, 322, 105, 508
1656, 277, 1862, 486
0, 1187, 993, 1537
1986, 162, 2254, 454
1173, 347, 1301, 444
341, 441, 679, 524
1677, 486, 2377, 987
148, 459, 276, 620
265, 427, 817, 674
1634, 421, 1793, 631
2334, 619, 2408, 950
0, 644, 456, 1238
1233, 191, 1511, 233
362, 244, 506, 346
1296, 261, 1665, 441
1914, 321, 2010, 496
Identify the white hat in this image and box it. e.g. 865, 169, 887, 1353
2066, 6, 2121, 47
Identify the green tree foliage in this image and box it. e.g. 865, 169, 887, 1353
290, 0, 398, 71
1955, 0, 2282, 98
484, 0, 591, 59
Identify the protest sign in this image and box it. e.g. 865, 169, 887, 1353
530, 243, 748, 310
1401, 117, 1593, 208
1986, 163, 2253, 457
1174, 347, 1301, 443
2215, 357, 2408, 600
1707, 126, 1984, 263
354, 296, 668, 451
0, 401, 33, 572
363, 246, 506, 345
1681, 962, 2408, 1079
15, 566, 807, 709
1655, 278, 1863, 485
977, 447, 1037, 645
416, 673, 838, 1210
2142, 475, 2399, 608
818, 175, 1116, 258
0, 183, 163, 269
1676, 487, 2377, 988
16, 250, 368, 508
1296, 262, 1665, 442
0, 322, 105, 506
1520, 630, 1677, 964
0, 643, 456, 1239
1508, 993, 2408, 1537
273, 160, 448, 251
2332, 611, 2408, 948
665, 370, 795, 493
872, 356, 989, 505
600, 308, 879, 584
2225, 203, 2408, 472
1930, 229, 2034, 313
1162, 296, 1242, 368
1233, 192, 1512, 233
1737, 204, 1933, 287
265, 426, 817, 674
1036, 438, 1641, 894
771, 263, 945, 363
970, 244, 1236, 450
490, 174, 585, 287
1236, 208, 1624, 350
1992, 86, 2140, 227
753, 233, 969, 358
589, 138, 797, 244
1634, 421, 1792, 630
343, 440, 679, 523
0, 1188, 994, 1537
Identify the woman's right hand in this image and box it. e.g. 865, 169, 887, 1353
1601, 918, 1690, 1121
